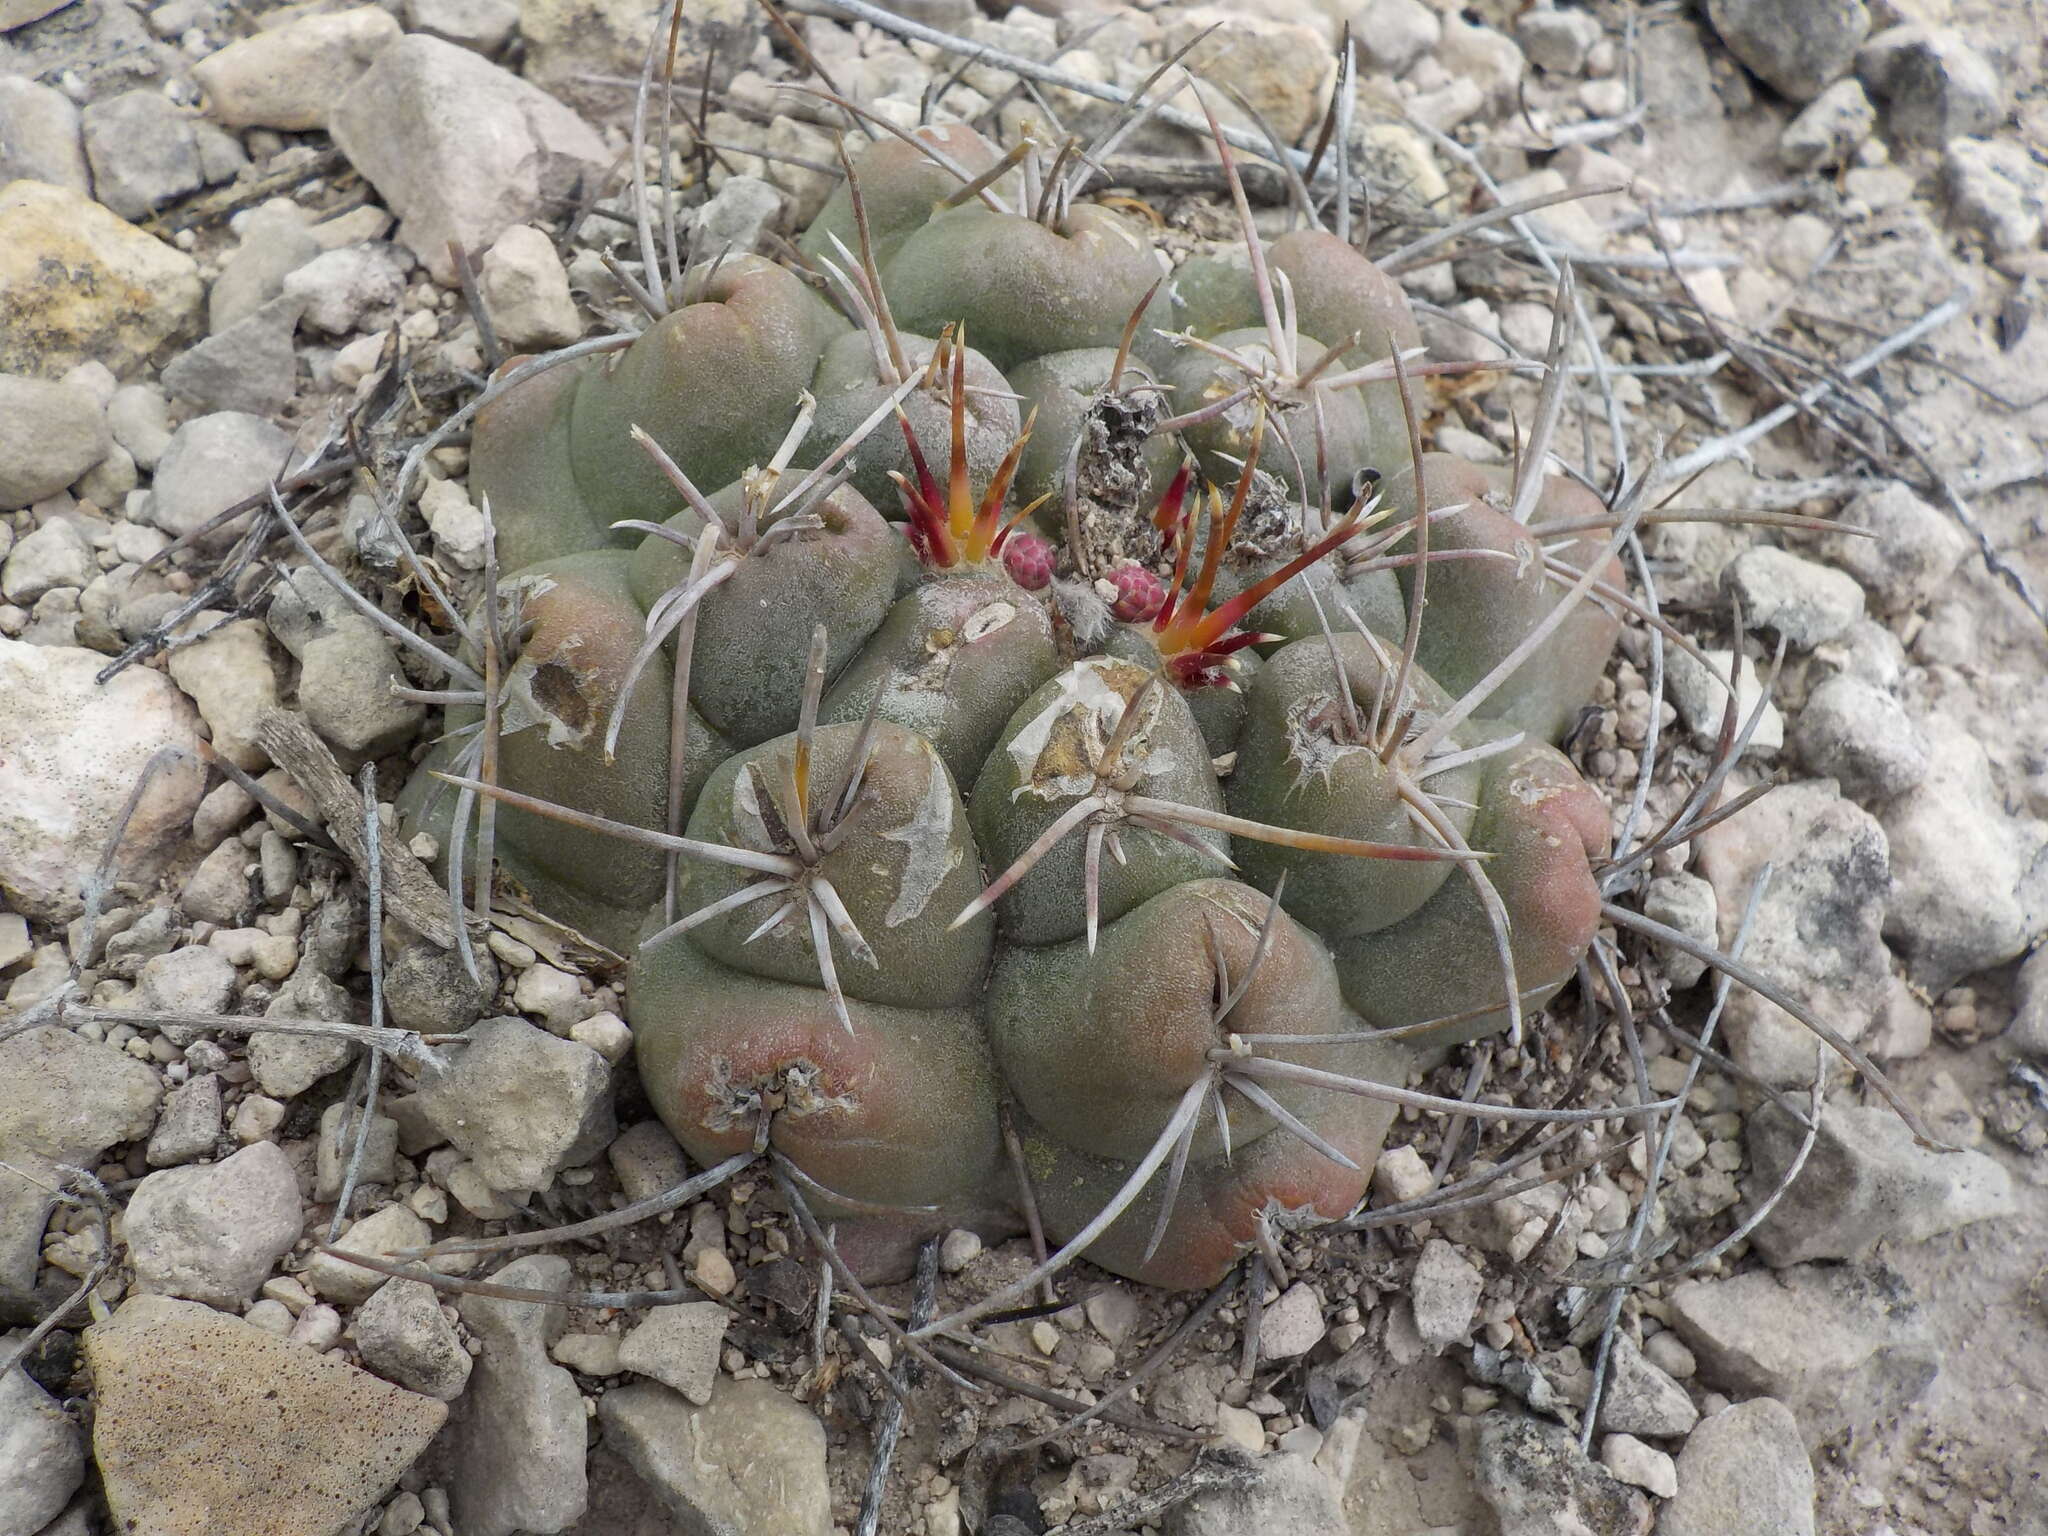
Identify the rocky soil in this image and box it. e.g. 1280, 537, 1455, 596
1, 0, 2046, 1533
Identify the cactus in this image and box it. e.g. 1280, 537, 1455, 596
402, 112, 1631, 1292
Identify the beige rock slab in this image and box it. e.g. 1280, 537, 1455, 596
0, 638, 206, 921
0, 0, 76, 32
84, 1295, 446, 1536
192, 6, 401, 131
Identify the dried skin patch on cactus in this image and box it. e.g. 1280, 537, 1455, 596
1279, 690, 1379, 789
679, 720, 990, 1013
700, 1058, 856, 1134
875, 741, 966, 931
491, 577, 604, 749
819, 578, 1058, 784
1004, 659, 1180, 805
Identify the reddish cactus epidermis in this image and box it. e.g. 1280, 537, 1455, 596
632, 931, 1003, 1217
1017, 1031, 1405, 1292
986, 878, 1352, 1164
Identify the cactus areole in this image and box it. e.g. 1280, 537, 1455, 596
404, 124, 1624, 1290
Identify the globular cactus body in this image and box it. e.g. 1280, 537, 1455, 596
1330, 739, 1610, 1047
1378, 453, 1625, 745
420, 121, 1625, 1288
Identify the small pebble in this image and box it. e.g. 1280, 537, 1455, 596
1373, 1144, 1433, 1205
569, 1011, 631, 1063
486, 931, 537, 968
1213, 1403, 1265, 1455
1278, 1424, 1323, 1458
261, 1275, 313, 1313
1084, 1287, 1140, 1348
1642, 1331, 1696, 1380
291, 1302, 344, 1352
1256, 1283, 1326, 1361
692, 1247, 737, 1298
244, 1298, 295, 1335
231, 1094, 287, 1143
381, 1490, 426, 1536
1600, 1432, 1678, 1499
408, 1184, 450, 1224
552, 1332, 623, 1376
512, 961, 582, 1029
938, 1229, 982, 1273
1328, 1321, 1367, 1354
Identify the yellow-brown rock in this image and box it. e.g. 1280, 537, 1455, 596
0, 180, 203, 378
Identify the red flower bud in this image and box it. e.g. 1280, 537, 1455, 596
1002, 531, 1055, 590
1107, 563, 1166, 623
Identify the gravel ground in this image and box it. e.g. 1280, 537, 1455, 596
1, 0, 2046, 1533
